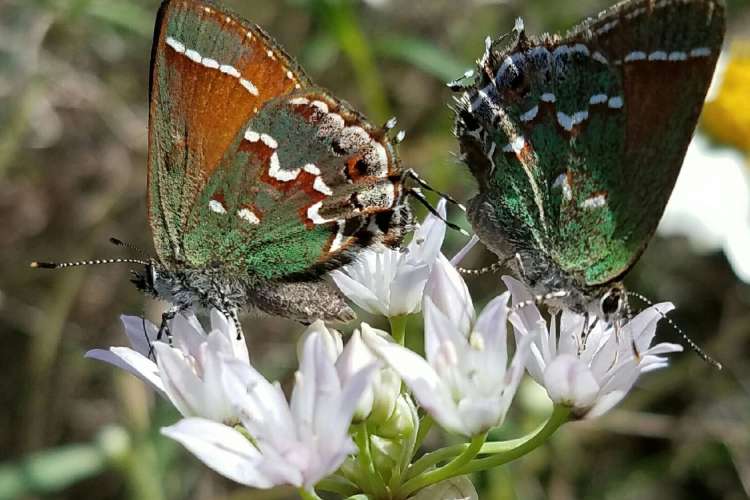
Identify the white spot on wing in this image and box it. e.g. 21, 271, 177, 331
240, 78, 259, 96
244, 130, 260, 142
541, 93, 556, 103
307, 201, 333, 225
165, 37, 185, 54
556, 111, 588, 131
690, 47, 711, 58
209, 200, 226, 214
260, 134, 278, 149
303, 164, 320, 175
589, 93, 608, 105
608, 96, 624, 109
313, 176, 333, 196
625, 51, 647, 62
592, 51, 608, 64
220, 64, 241, 78
520, 105, 539, 122
268, 153, 300, 182
582, 193, 607, 208
668, 51, 687, 61
289, 97, 310, 106
201, 57, 219, 69
329, 220, 347, 252
237, 208, 260, 225
648, 50, 668, 61
502, 136, 526, 154
185, 49, 202, 63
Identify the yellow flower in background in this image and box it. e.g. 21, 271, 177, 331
702, 41, 750, 157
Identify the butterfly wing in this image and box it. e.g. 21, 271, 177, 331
181, 91, 409, 281
148, 0, 310, 265
456, 0, 724, 287
149, 1, 408, 280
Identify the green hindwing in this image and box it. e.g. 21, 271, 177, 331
456, 0, 724, 288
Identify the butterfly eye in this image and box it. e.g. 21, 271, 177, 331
600, 288, 623, 317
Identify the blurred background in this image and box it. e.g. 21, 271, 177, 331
2, 0, 750, 498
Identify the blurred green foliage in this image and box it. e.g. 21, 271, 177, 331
1, 0, 749, 499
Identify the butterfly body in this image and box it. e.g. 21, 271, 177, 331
136, 0, 411, 327
454, 0, 725, 318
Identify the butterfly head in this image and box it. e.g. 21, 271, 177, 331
597, 283, 627, 323
130, 259, 162, 298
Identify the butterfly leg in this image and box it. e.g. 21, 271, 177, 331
148, 304, 184, 360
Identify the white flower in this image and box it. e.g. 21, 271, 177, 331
364, 257, 532, 436
86, 310, 249, 423
161, 322, 377, 491
336, 324, 401, 423
504, 276, 684, 418
659, 134, 750, 283
332, 199, 448, 317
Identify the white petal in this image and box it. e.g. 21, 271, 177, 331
120, 315, 158, 357
408, 198, 447, 265
423, 297, 472, 366
170, 313, 207, 358
425, 255, 475, 337
472, 293, 510, 363
161, 418, 301, 488
543, 354, 600, 409
210, 309, 249, 363
296, 320, 342, 364
363, 329, 465, 435
331, 269, 385, 315
154, 342, 205, 417
85, 347, 166, 397
502, 276, 544, 332
336, 329, 378, 419
388, 263, 431, 316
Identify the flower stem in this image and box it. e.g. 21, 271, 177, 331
354, 423, 389, 498
413, 414, 433, 453
404, 406, 571, 485
389, 315, 408, 345
299, 487, 324, 500
398, 432, 487, 498
455, 405, 570, 475
317, 476, 359, 497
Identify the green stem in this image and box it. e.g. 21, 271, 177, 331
404, 406, 571, 487
399, 433, 487, 498
299, 487, 323, 500
354, 423, 389, 498
389, 315, 408, 345
317, 476, 359, 497
413, 414, 433, 454
455, 405, 571, 476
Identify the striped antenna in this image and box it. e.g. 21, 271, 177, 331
407, 187, 470, 236
31, 258, 149, 269
404, 168, 466, 212
627, 291, 722, 370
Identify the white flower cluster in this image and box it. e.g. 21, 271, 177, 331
89, 201, 683, 498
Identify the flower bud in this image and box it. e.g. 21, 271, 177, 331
408, 475, 478, 500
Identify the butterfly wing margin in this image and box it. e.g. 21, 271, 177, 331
147, 0, 311, 265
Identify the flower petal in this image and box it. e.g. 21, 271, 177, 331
543, 354, 600, 409
331, 268, 385, 316
120, 315, 158, 357
161, 418, 301, 488
425, 255, 475, 337
85, 347, 166, 397
154, 342, 205, 417
363, 329, 465, 435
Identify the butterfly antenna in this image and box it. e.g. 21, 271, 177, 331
109, 237, 149, 259
627, 291, 722, 370
457, 260, 505, 275
404, 168, 466, 212
31, 258, 149, 269
407, 187, 470, 236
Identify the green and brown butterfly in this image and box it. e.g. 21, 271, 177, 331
452, 0, 725, 322
32, 0, 412, 335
